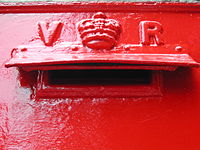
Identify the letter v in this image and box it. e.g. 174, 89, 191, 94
38, 21, 63, 46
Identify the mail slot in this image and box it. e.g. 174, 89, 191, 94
35, 70, 162, 98
1, 2, 200, 150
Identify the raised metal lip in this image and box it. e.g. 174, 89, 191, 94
1, 2, 200, 13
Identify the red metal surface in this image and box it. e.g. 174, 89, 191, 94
1, 2, 200, 150
78, 12, 122, 50
5, 52, 199, 70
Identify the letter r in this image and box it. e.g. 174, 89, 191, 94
140, 21, 163, 45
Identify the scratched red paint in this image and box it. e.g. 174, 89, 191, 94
0, 2, 200, 150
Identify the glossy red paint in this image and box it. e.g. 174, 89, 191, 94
1, 2, 200, 150
38, 21, 63, 46
139, 21, 164, 45
78, 12, 122, 50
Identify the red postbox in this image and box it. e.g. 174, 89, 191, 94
1, 2, 200, 150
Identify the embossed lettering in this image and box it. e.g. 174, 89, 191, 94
140, 21, 163, 45
38, 21, 63, 46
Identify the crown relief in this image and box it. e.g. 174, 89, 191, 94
77, 12, 122, 50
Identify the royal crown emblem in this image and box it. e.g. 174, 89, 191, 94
78, 12, 121, 50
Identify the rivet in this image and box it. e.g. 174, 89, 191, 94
72, 46, 78, 51
21, 48, 27, 52
175, 46, 183, 52
124, 45, 131, 51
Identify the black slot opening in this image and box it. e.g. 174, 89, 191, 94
47, 70, 152, 86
